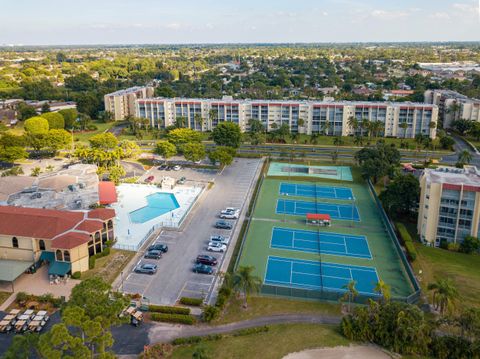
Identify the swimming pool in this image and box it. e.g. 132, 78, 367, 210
129, 192, 180, 223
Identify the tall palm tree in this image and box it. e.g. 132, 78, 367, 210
353, 135, 364, 146
374, 279, 391, 303
232, 266, 262, 309
399, 122, 408, 139
458, 149, 472, 165
360, 118, 369, 137
427, 278, 458, 315
194, 113, 203, 131
347, 117, 359, 136
340, 280, 358, 313
208, 109, 217, 131
310, 132, 319, 145
447, 103, 461, 123
321, 120, 331, 136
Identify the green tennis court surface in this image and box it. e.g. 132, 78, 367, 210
271, 227, 371, 259
237, 163, 417, 302
268, 162, 353, 181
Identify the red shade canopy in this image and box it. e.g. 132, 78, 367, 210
306, 213, 331, 221
98, 181, 117, 205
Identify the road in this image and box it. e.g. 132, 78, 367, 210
440, 135, 480, 166
119, 158, 262, 305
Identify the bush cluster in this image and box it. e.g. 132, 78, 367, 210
232, 325, 269, 337
172, 334, 224, 346
149, 305, 190, 315
395, 222, 417, 261
71, 271, 81, 279
179, 297, 203, 306
150, 313, 196, 325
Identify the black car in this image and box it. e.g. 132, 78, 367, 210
215, 220, 233, 230
144, 250, 162, 260
158, 164, 167, 170
148, 243, 169, 253
193, 263, 214, 274
196, 255, 218, 266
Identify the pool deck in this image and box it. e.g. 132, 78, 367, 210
111, 183, 203, 251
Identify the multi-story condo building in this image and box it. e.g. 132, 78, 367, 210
0, 206, 115, 282
104, 86, 154, 121
418, 166, 480, 247
424, 89, 480, 129
136, 97, 438, 139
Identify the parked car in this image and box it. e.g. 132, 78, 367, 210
196, 255, 218, 266
145, 175, 155, 183
220, 212, 239, 219
165, 166, 172, 171
144, 250, 162, 260
215, 220, 233, 230
193, 263, 214, 274
134, 263, 157, 275
158, 164, 168, 170
173, 165, 182, 171
148, 243, 168, 253
177, 176, 186, 184
207, 242, 227, 252
210, 235, 230, 245
220, 207, 239, 215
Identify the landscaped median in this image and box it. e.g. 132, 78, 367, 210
148, 305, 197, 325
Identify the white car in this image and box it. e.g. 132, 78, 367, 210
173, 165, 182, 171
220, 212, 239, 219
210, 235, 230, 245
220, 207, 239, 215
207, 242, 227, 252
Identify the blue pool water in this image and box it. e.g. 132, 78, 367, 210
129, 192, 180, 223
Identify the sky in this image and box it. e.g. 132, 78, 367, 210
1, 0, 479, 45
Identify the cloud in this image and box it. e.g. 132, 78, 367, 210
452, 2, 477, 12
370, 9, 409, 20
429, 12, 451, 20
164, 23, 181, 30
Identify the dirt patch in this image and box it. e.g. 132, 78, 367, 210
282, 345, 394, 359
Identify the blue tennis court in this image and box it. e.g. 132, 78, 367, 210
265, 256, 379, 295
280, 183, 354, 200
276, 199, 360, 221
271, 227, 371, 259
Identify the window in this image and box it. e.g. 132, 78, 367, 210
55, 249, 63, 261
63, 250, 70, 262
39, 240, 46, 251
12, 237, 18, 248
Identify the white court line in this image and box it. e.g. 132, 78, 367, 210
290, 261, 293, 284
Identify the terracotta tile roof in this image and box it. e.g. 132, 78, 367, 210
88, 208, 116, 221
51, 232, 90, 249
0, 206, 85, 239
75, 219, 103, 233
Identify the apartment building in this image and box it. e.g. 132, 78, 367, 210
418, 166, 480, 247
424, 89, 480, 128
136, 97, 438, 139
0, 206, 115, 282
104, 86, 154, 121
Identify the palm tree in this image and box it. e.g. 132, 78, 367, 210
347, 117, 359, 136
208, 109, 217, 131
340, 280, 358, 313
353, 135, 364, 146
321, 120, 331, 136
360, 118, 369, 137
310, 133, 319, 145
370, 120, 384, 138
429, 121, 437, 137
374, 279, 391, 303
447, 103, 461, 123
458, 149, 472, 165
194, 113, 203, 131
290, 132, 300, 143
427, 278, 458, 315
232, 266, 262, 309
399, 122, 408, 139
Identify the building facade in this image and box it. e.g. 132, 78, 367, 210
104, 86, 154, 121
136, 97, 438, 139
424, 89, 480, 129
418, 166, 480, 247
0, 206, 115, 276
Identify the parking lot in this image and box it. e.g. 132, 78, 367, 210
120, 158, 262, 305
139, 159, 219, 184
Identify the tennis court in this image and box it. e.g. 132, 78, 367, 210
276, 199, 360, 221
279, 182, 354, 200
271, 227, 371, 259
265, 256, 379, 295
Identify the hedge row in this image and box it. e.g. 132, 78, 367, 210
149, 305, 190, 315
179, 297, 203, 306
232, 325, 269, 337
150, 313, 196, 325
171, 327, 269, 346
395, 222, 417, 261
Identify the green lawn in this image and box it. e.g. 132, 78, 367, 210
170, 323, 348, 359
73, 121, 116, 143
0, 291, 12, 307
215, 296, 341, 325
412, 244, 480, 308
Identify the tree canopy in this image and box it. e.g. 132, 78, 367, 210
183, 142, 206, 163
379, 174, 420, 217
24, 116, 49, 135
41, 112, 65, 129
212, 122, 242, 148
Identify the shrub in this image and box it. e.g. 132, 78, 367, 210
439, 239, 449, 250
459, 235, 480, 254
172, 336, 202, 345
232, 326, 269, 337
149, 305, 190, 315
395, 222, 417, 262
88, 256, 95, 269
447, 242, 460, 252
202, 305, 219, 323
71, 271, 81, 279
150, 313, 195, 325
180, 297, 203, 306
16, 292, 29, 303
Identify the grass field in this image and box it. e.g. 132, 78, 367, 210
73, 121, 115, 143
215, 296, 341, 324
170, 323, 349, 359
0, 291, 12, 307
237, 162, 416, 301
